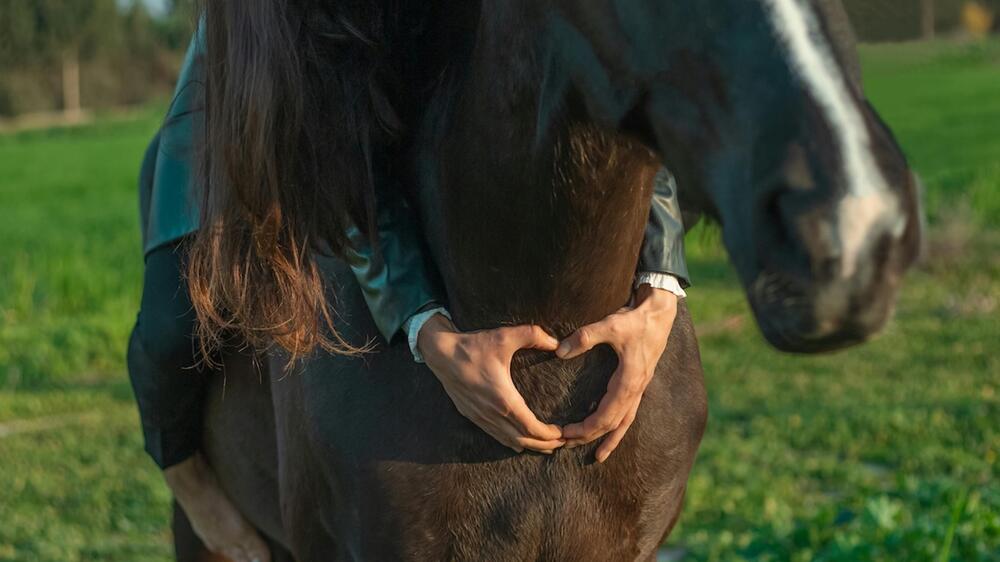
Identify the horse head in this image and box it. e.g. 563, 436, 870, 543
543, 0, 923, 352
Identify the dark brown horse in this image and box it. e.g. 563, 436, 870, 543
187, 0, 922, 560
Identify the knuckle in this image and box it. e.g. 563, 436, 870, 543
597, 416, 617, 431
530, 325, 546, 341
622, 378, 644, 395
498, 330, 517, 348
490, 331, 506, 347
587, 419, 611, 434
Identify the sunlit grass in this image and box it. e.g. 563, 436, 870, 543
861, 38, 1000, 226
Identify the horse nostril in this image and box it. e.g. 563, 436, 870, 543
772, 189, 812, 247
757, 192, 797, 261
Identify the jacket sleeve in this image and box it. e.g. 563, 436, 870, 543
147, 26, 440, 344
343, 183, 445, 344
638, 168, 691, 288
350, 166, 689, 343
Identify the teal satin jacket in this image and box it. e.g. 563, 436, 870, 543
140, 30, 690, 344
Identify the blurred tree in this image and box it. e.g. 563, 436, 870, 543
154, 0, 198, 50
0, 3, 33, 63
35, 0, 121, 119
961, 1, 999, 35
978, 0, 1000, 31
121, 4, 158, 59
0, 1, 121, 119
0, 1, 190, 118
923, 0, 937, 38
844, 0, 966, 41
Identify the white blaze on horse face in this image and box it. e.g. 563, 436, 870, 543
760, 0, 904, 278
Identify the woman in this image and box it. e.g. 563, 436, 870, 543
128, 3, 691, 560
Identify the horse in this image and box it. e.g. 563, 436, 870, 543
183, 0, 922, 559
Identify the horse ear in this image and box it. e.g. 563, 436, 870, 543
813, 0, 862, 90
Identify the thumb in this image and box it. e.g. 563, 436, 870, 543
556, 321, 612, 360
503, 325, 560, 352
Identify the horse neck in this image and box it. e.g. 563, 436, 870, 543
422, 4, 660, 338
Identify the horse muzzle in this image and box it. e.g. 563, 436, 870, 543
747, 172, 924, 354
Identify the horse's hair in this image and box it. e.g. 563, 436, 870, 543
187, 0, 404, 363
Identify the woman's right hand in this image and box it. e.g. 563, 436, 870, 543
418, 314, 566, 454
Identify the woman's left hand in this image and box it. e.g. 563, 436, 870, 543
556, 284, 678, 463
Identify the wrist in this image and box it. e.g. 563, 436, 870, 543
634, 284, 678, 313
406, 307, 452, 364
163, 453, 213, 494
415, 313, 456, 363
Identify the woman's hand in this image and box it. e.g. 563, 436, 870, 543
418, 314, 566, 454
557, 285, 678, 463
164, 454, 271, 562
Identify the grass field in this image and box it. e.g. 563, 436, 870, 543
1, 40, 999, 561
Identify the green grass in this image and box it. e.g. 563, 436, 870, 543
860, 39, 1000, 226
0, 111, 173, 561
671, 233, 1000, 561
0, 385, 174, 561
0, 113, 160, 388
1, 40, 998, 561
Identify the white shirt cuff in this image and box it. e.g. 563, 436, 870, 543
403, 307, 451, 364
635, 271, 687, 298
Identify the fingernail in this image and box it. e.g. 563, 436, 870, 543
556, 344, 569, 358
596, 452, 609, 463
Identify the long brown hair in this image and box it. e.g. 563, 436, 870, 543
187, 0, 401, 362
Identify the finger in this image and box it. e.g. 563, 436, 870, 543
562, 367, 636, 445
221, 546, 246, 562
453, 399, 524, 453
556, 319, 616, 359
475, 412, 525, 453
603, 359, 650, 402
595, 400, 640, 463
501, 384, 563, 441
501, 324, 560, 352
562, 412, 627, 448
562, 396, 629, 447
244, 533, 272, 562
513, 434, 566, 454
489, 415, 564, 453
491, 413, 564, 453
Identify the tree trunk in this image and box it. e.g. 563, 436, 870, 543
921, 0, 936, 40
62, 48, 82, 123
